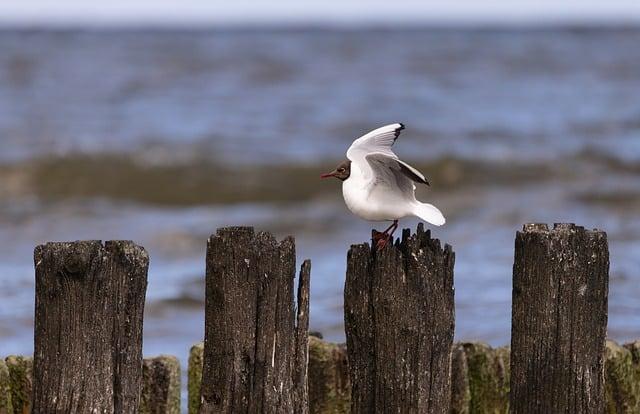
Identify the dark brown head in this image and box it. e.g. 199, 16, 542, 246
321, 160, 351, 181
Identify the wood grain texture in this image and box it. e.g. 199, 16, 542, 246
199, 227, 310, 414
344, 224, 455, 414
510, 223, 609, 414
33, 240, 148, 414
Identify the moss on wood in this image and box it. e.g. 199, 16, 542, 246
188, 342, 204, 414
0, 359, 13, 414
308, 336, 350, 414
462, 342, 509, 414
4, 356, 32, 414
605, 340, 640, 413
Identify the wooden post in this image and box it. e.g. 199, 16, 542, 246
198, 227, 310, 413
5, 356, 31, 414
510, 223, 609, 413
33, 240, 148, 413
450, 345, 471, 414
188, 342, 204, 414
140, 356, 181, 414
308, 336, 350, 414
605, 340, 640, 413
0, 359, 12, 414
344, 224, 455, 413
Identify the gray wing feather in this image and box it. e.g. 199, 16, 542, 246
365, 153, 416, 200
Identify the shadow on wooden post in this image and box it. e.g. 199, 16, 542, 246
510, 223, 609, 413
33, 241, 148, 413
199, 227, 310, 413
344, 223, 455, 413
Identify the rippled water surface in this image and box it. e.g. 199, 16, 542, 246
1, 28, 639, 371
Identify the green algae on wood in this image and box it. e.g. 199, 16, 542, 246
140, 355, 181, 414
5, 356, 32, 414
188, 342, 204, 414
450, 344, 470, 414
308, 336, 350, 414
462, 342, 509, 414
0, 359, 12, 414
605, 340, 640, 414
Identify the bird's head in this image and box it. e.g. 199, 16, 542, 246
321, 160, 351, 181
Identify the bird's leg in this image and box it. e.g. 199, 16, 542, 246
376, 220, 398, 250
372, 221, 397, 244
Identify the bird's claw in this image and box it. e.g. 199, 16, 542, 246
372, 230, 386, 243
376, 235, 391, 251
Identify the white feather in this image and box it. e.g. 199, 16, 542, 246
340, 123, 446, 226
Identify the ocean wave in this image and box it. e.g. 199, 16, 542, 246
0, 150, 638, 206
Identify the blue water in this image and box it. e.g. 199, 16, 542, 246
0, 29, 639, 395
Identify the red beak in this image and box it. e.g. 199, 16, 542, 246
320, 172, 336, 179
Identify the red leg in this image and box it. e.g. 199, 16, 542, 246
381, 221, 396, 235
372, 221, 397, 244
376, 220, 398, 250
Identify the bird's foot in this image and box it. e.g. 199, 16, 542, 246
372, 230, 387, 244
376, 234, 392, 251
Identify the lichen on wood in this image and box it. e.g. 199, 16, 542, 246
188, 342, 204, 414
0, 359, 13, 414
5, 356, 31, 414
308, 336, 350, 414
605, 340, 640, 413
462, 343, 509, 414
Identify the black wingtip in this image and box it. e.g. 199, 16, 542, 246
393, 123, 405, 140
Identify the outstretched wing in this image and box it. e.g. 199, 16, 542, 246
347, 123, 430, 185
346, 123, 404, 162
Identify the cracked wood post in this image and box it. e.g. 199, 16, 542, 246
198, 227, 310, 413
510, 223, 609, 413
344, 223, 455, 413
33, 241, 148, 413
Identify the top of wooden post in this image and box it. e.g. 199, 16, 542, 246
521, 222, 605, 237
360, 222, 453, 257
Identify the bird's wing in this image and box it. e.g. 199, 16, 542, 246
347, 123, 430, 185
364, 153, 418, 200
346, 123, 405, 164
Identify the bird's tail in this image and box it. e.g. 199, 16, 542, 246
413, 202, 446, 226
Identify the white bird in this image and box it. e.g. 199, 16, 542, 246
321, 123, 445, 249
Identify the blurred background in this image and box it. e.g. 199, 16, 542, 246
1, 0, 639, 388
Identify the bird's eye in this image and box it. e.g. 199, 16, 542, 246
338, 168, 345, 173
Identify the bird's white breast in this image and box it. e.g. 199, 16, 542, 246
342, 164, 401, 222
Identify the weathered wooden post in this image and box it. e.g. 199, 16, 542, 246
33, 241, 148, 413
510, 223, 609, 413
188, 342, 204, 414
344, 224, 455, 413
0, 359, 12, 414
198, 227, 310, 413
308, 336, 350, 413
140, 356, 181, 414
5, 355, 32, 414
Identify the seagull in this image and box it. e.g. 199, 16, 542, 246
321, 123, 445, 249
